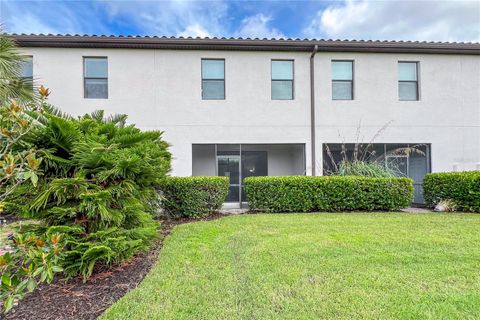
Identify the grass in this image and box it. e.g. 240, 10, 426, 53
101, 213, 480, 320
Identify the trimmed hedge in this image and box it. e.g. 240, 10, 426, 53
423, 171, 480, 212
159, 176, 229, 217
244, 176, 414, 212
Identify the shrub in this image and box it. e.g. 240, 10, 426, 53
6, 106, 171, 280
0, 231, 64, 313
244, 176, 414, 213
159, 176, 229, 218
423, 171, 480, 212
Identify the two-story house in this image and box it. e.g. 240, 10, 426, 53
14, 35, 480, 207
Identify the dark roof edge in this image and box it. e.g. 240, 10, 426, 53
10, 35, 480, 55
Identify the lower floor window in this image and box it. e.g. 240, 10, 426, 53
323, 143, 431, 203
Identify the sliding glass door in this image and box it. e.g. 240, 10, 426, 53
217, 154, 240, 202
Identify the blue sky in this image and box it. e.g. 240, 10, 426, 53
1, 0, 479, 42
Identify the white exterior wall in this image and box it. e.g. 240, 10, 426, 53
21, 47, 480, 176
315, 52, 480, 175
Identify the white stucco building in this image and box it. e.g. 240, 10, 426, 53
14, 35, 480, 205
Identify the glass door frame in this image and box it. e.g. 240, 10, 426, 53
215, 144, 243, 206
216, 153, 241, 204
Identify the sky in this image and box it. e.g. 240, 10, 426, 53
1, 0, 479, 42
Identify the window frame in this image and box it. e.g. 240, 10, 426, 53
83, 56, 108, 99
201, 58, 226, 100
20, 55, 33, 81
398, 61, 420, 101
271, 59, 295, 100
331, 59, 354, 101
19, 55, 34, 91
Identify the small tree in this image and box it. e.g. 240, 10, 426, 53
0, 33, 44, 207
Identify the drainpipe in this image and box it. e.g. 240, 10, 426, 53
310, 45, 318, 176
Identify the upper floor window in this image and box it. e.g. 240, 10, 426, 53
271, 60, 294, 100
332, 60, 353, 100
19, 56, 33, 91
398, 62, 419, 101
202, 59, 225, 100
20, 56, 33, 80
84, 57, 108, 99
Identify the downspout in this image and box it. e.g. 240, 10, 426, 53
310, 45, 318, 176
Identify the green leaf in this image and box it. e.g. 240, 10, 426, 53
26, 278, 36, 292
4, 295, 14, 313
52, 265, 63, 273
40, 270, 48, 282
32, 266, 43, 277
30, 171, 38, 187
2, 273, 11, 287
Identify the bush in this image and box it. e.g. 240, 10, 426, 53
6, 107, 171, 280
0, 231, 64, 313
159, 176, 229, 218
423, 171, 480, 212
244, 176, 414, 212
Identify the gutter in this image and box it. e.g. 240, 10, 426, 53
10, 35, 480, 55
310, 45, 319, 176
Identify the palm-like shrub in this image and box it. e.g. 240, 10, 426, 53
8, 106, 171, 279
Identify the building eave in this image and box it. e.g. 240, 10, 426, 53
9, 34, 480, 55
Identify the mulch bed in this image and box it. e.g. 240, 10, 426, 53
5, 212, 225, 320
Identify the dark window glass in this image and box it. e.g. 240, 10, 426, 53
20, 56, 33, 79
398, 62, 418, 101
332, 61, 353, 100
85, 78, 108, 99
202, 59, 225, 100
322, 143, 430, 203
272, 60, 293, 100
19, 56, 33, 91
84, 57, 108, 99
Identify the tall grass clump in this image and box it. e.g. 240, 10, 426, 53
336, 160, 397, 178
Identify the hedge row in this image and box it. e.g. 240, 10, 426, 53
159, 176, 229, 217
244, 176, 414, 212
423, 171, 480, 212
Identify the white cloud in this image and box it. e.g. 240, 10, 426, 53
1, 1, 111, 35
235, 14, 285, 39
178, 23, 211, 38
104, 1, 228, 37
7, 13, 60, 35
304, 0, 480, 42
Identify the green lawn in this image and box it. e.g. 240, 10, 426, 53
101, 213, 480, 320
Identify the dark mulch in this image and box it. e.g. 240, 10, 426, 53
5, 212, 225, 320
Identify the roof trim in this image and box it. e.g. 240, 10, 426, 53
10, 34, 480, 55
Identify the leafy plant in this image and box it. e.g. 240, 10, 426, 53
159, 176, 229, 218
0, 33, 36, 104
0, 32, 49, 205
244, 176, 414, 213
5, 102, 172, 280
0, 231, 64, 313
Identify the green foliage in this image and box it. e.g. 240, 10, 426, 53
0, 34, 35, 104
423, 171, 480, 212
336, 160, 397, 178
0, 231, 64, 313
6, 106, 171, 280
244, 176, 414, 213
159, 176, 229, 218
